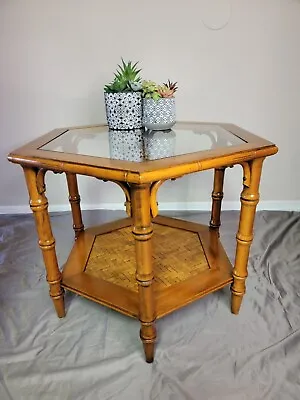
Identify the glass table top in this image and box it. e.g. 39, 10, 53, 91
40, 124, 245, 162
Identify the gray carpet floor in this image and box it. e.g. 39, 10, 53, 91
0, 210, 300, 400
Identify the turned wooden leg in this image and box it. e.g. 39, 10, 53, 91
131, 184, 156, 363
210, 167, 226, 231
231, 158, 264, 314
66, 173, 84, 238
23, 167, 65, 318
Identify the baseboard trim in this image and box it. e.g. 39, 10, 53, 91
0, 201, 299, 215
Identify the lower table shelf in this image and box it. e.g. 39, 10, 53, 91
61, 215, 233, 319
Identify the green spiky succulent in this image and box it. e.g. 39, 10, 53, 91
104, 59, 142, 93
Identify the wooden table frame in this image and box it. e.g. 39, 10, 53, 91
8, 122, 278, 363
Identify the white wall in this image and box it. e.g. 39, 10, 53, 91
1, 0, 300, 213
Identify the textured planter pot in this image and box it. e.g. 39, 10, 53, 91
142, 98, 176, 130
108, 130, 144, 162
144, 129, 176, 160
104, 92, 142, 130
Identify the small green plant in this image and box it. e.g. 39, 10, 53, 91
142, 80, 161, 100
104, 59, 142, 93
142, 79, 178, 100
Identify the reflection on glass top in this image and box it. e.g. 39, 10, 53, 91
40, 125, 245, 162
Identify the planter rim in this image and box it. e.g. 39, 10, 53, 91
142, 97, 175, 101
104, 91, 142, 95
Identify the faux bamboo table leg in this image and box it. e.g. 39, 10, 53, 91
131, 183, 156, 363
66, 173, 84, 238
231, 158, 264, 314
210, 167, 225, 231
23, 167, 65, 318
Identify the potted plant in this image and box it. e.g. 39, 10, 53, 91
104, 59, 142, 130
142, 80, 178, 130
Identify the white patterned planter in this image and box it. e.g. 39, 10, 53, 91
108, 130, 144, 162
142, 98, 176, 131
144, 129, 176, 160
104, 92, 142, 130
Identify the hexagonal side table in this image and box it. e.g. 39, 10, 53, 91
7, 122, 278, 362
61, 215, 233, 319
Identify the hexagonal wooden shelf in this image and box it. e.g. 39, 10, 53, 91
62, 216, 233, 319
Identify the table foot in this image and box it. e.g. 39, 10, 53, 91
231, 292, 243, 315
140, 321, 156, 363
131, 183, 157, 363
143, 342, 155, 363
52, 294, 66, 318
23, 167, 65, 319
230, 158, 264, 314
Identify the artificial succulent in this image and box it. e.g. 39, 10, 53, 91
104, 59, 142, 93
142, 79, 178, 100
141, 80, 161, 100
158, 80, 178, 98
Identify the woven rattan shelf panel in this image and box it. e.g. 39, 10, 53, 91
84, 223, 209, 292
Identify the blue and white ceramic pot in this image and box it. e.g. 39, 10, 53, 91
104, 92, 142, 130
142, 98, 176, 131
